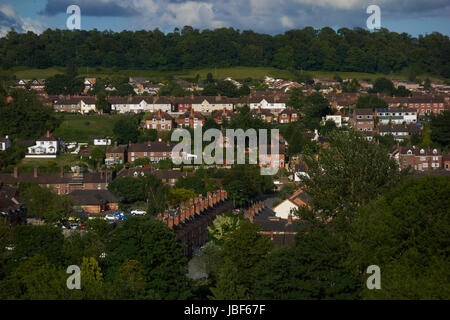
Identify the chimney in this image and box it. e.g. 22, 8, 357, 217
60, 167, 64, 178
46, 130, 50, 138
13, 167, 18, 178
34, 167, 38, 178
287, 214, 293, 223
168, 215, 174, 229
114, 141, 118, 147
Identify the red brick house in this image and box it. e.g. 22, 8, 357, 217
70, 190, 121, 214
128, 141, 178, 163
0, 168, 112, 195
384, 96, 446, 115
105, 142, 127, 166
394, 146, 443, 171
177, 109, 206, 128
143, 109, 174, 131
277, 108, 299, 124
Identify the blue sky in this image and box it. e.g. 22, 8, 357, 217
1, 0, 449, 37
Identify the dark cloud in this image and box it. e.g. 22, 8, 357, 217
0, 4, 44, 37
41, 0, 141, 17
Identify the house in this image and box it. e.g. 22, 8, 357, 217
53, 96, 97, 114
84, 78, 96, 94
143, 110, 174, 131
323, 114, 343, 127
117, 167, 194, 186
376, 108, 418, 124
213, 108, 234, 124
89, 136, 112, 146
128, 142, 178, 163
253, 207, 303, 246
25, 131, 59, 158
384, 96, 446, 115
258, 143, 286, 168
236, 94, 288, 114
277, 108, 299, 124
378, 124, 421, 141
108, 96, 172, 114
351, 108, 374, 132
0, 168, 112, 195
443, 154, 450, 171
70, 190, 121, 214
0, 185, 26, 227
177, 109, 206, 128
105, 142, 127, 166
250, 107, 274, 123
0, 136, 11, 151
392, 146, 443, 171
29, 79, 45, 91
272, 189, 311, 219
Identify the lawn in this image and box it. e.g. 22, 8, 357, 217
17, 154, 85, 173
10, 66, 445, 82
53, 113, 120, 142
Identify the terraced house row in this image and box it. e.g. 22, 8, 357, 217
48, 93, 292, 115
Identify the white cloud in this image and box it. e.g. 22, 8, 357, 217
0, 4, 46, 37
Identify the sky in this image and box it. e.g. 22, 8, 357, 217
0, 0, 449, 37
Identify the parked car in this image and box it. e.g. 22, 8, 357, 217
70, 223, 79, 230
105, 214, 118, 221
131, 209, 147, 216
80, 224, 86, 230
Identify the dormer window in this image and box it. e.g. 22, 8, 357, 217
433, 149, 437, 154
420, 149, 425, 154
407, 150, 412, 155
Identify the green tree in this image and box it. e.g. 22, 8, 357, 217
104, 217, 192, 299
349, 175, 450, 299
144, 174, 169, 215
430, 110, 450, 148
113, 118, 139, 144
211, 220, 273, 299
107, 176, 145, 203
299, 131, 401, 222
253, 224, 360, 300
11, 225, 64, 266
208, 212, 243, 245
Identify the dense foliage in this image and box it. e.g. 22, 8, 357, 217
1, 27, 449, 77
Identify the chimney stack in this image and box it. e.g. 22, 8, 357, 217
60, 167, 64, 178
46, 130, 50, 138
33, 167, 38, 178
13, 167, 18, 178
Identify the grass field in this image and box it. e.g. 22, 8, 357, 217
18, 154, 84, 172
9, 66, 445, 83
53, 113, 120, 142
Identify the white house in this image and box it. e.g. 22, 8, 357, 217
0, 136, 11, 151
323, 114, 343, 127
376, 108, 417, 125
90, 136, 112, 146
26, 131, 59, 158
272, 189, 310, 219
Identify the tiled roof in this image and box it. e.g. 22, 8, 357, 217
70, 190, 121, 205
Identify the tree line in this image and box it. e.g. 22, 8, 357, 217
0, 27, 449, 78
